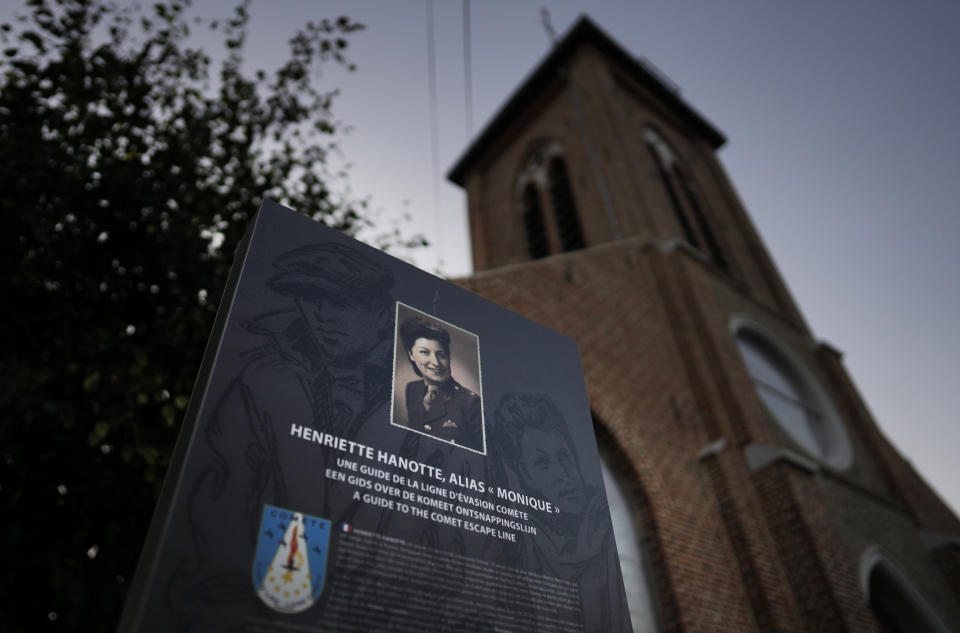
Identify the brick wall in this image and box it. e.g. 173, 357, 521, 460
455, 237, 960, 631
457, 241, 810, 632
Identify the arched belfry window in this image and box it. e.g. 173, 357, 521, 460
548, 158, 586, 251
522, 183, 549, 259
861, 548, 950, 633
673, 163, 728, 271
643, 127, 728, 271
644, 128, 698, 248
598, 450, 661, 632
732, 319, 852, 469
516, 141, 586, 260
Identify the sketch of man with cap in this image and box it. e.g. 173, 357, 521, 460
270, 243, 393, 364
263, 243, 395, 435
165, 242, 403, 630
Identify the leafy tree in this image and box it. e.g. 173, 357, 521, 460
0, 1, 407, 630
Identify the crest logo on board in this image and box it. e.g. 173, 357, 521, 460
252, 505, 330, 613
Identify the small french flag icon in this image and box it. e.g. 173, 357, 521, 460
340, 523, 352, 533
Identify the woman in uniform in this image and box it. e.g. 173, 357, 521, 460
399, 316, 482, 451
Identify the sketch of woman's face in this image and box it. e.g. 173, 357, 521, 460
518, 428, 586, 516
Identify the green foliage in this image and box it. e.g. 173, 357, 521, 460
0, 1, 380, 630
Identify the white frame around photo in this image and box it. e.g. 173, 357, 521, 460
389, 301, 487, 456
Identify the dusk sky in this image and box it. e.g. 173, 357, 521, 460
65, 1, 960, 513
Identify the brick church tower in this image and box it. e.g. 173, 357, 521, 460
448, 17, 960, 633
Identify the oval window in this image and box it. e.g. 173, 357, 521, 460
733, 322, 852, 469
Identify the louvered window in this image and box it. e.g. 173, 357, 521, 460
645, 140, 699, 249
548, 158, 586, 251
675, 165, 728, 272
644, 127, 728, 271
523, 183, 549, 259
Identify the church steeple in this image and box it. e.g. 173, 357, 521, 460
450, 16, 960, 633
448, 17, 802, 328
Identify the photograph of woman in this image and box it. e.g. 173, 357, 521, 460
391, 305, 485, 454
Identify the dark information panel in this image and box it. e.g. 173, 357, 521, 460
118, 200, 632, 633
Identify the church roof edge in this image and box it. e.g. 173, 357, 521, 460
447, 16, 727, 187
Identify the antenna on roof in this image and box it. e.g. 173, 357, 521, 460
540, 7, 558, 47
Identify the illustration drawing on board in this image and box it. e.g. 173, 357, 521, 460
167, 242, 411, 627
390, 302, 486, 455
119, 201, 632, 633
491, 393, 632, 633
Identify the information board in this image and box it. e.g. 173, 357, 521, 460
118, 200, 632, 632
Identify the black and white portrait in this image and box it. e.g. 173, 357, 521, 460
390, 302, 486, 454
